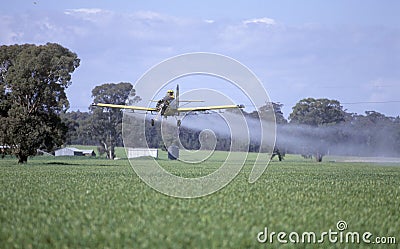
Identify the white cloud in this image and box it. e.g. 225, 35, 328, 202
64, 8, 105, 15
132, 10, 164, 20
64, 8, 114, 24
243, 17, 276, 26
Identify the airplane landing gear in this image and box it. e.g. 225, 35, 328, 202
151, 119, 155, 126
177, 120, 181, 127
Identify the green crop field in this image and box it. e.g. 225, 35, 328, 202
1, 151, 399, 249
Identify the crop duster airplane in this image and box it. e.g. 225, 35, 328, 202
92, 85, 245, 127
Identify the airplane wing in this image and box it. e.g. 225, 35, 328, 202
92, 103, 157, 112
177, 104, 244, 112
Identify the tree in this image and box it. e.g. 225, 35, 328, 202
264, 102, 287, 124
60, 111, 96, 145
249, 102, 287, 154
0, 43, 80, 163
343, 111, 400, 156
288, 98, 345, 162
90, 82, 138, 159
289, 98, 345, 126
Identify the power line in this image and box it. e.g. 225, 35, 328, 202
342, 100, 400, 105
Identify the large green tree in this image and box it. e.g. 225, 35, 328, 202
289, 98, 345, 126
0, 43, 80, 163
90, 82, 138, 159
249, 102, 287, 124
288, 98, 345, 161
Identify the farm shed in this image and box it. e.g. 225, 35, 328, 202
127, 148, 158, 159
55, 147, 96, 157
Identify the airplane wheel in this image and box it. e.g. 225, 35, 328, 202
177, 120, 181, 127
151, 119, 155, 126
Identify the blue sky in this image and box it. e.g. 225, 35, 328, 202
2, 0, 400, 117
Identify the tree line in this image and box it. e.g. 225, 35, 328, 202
62, 91, 400, 162
1, 43, 399, 163
278, 99, 400, 161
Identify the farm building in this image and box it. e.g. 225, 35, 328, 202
55, 147, 96, 157
127, 148, 158, 159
